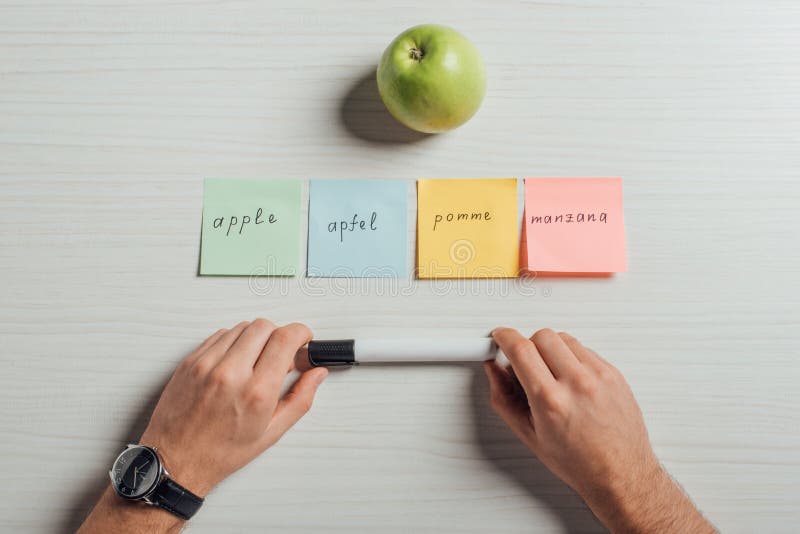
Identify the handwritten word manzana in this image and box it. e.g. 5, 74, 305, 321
528, 212, 608, 224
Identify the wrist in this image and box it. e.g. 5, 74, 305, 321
138, 434, 217, 497
78, 486, 185, 534
607, 462, 672, 531
580, 456, 668, 531
582, 459, 715, 534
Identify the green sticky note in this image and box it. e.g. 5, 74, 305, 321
200, 179, 302, 276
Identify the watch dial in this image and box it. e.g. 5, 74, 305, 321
111, 447, 159, 498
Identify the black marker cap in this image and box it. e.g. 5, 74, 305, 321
308, 339, 356, 367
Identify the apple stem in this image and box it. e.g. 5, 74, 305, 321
409, 47, 424, 62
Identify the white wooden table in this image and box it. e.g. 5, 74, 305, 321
2, 2, 799, 532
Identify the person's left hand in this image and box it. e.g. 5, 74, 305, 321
139, 319, 328, 496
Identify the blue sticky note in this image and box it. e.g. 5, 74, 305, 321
308, 180, 408, 277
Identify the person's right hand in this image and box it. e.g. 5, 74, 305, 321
486, 328, 716, 533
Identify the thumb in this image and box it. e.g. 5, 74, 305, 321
264, 367, 328, 445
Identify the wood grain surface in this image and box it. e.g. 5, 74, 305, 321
1, 1, 798, 532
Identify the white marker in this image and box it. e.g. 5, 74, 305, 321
307, 338, 497, 366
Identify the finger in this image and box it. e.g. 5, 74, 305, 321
492, 327, 556, 399
530, 328, 583, 380
224, 318, 276, 369
483, 360, 530, 426
584, 344, 616, 371
505, 365, 528, 400
557, 332, 590, 364
263, 367, 328, 446
291, 347, 314, 373
196, 328, 228, 354
558, 332, 612, 372
253, 323, 313, 394
484, 360, 535, 428
181, 328, 227, 367
193, 321, 250, 372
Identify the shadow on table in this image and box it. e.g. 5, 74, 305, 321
59, 375, 168, 533
469, 365, 607, 533
338, 68, 433, 145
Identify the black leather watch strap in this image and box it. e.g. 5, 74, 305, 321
151, 477, 204, 520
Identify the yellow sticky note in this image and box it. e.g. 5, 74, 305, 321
417, 178, 519, 279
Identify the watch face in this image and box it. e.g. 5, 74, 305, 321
111, 446, 160, 499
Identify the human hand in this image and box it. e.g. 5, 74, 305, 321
486, 328, 715, 533
139, 319, 328, 496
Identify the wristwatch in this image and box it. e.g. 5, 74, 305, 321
109, 444, 204, 520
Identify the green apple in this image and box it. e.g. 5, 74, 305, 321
377, 24, 486, 133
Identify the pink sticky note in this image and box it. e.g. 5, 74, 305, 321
523, 178, 626, 273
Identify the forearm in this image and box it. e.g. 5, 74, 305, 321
77, 486, 184, 534
585, 465, 716, 534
